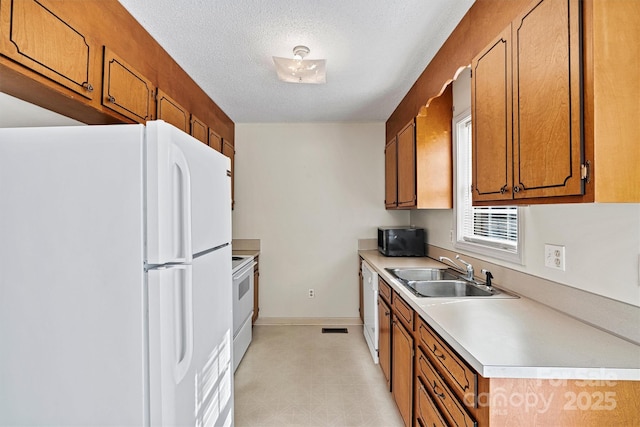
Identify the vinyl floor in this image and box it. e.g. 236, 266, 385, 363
233, 325, 405, 427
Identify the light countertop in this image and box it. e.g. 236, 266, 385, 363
359, 250, 640, 381
232, 249, 260, 258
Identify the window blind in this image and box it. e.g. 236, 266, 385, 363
458, 116, 518, 252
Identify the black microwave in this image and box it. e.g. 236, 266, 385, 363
378, 227, 426, 257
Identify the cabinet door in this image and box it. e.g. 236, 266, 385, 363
222, 140, 235, 210
102, 48, 154, 123
512, 0, 582, 199
0, 0, 96, 99
252, 257, 259, 324
358, 260, 364, 323
396, 121, 416, 208
415, 85, 453, 209
190, 114, 208, 145
392, 315, 413, 427
384, 137, 398, 208
208, 129, 223, 152
378, 296, 391, 390
156, 89, 189, 133
471, 26, 513, 202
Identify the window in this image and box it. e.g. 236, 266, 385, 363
453, 109, 523, 263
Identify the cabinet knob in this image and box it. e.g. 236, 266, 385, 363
432, 345, 446, 361
108, 95, 116, 103
500, 185, 508, 194
513, 185, 522, 193
432, 381, 445, 399
82, 82, 94, 92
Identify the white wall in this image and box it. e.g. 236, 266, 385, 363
0, 93, 84, 127
233, 123, 409, 319
409, 69, 640, 307
411, 205, 640, 306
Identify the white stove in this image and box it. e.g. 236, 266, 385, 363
232, 255, 253, 273
231, 254, 255, 371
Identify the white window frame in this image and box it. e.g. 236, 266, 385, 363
452, 108, 524, 264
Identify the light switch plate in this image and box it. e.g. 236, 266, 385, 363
545, 244, 565, 270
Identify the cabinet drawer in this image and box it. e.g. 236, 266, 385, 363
415, 377, 448, 427
392, 292, 414, 330
378, 278, 392, 303
417, 351, 476, 427
417, 317, 477, 404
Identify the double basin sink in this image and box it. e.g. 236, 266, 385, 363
385, 267, 517, 299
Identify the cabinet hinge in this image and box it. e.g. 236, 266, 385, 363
581, 161, 591, 183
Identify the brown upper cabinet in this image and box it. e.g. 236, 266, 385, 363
396, 121, 417, 208
415, 85, 453, 208
385, 121, 416, 209
102, 48, 155, 123
386, 86, 453, 209
582, 0, 639, 202
190, 114, 208, 145
472, 0, 582, 204
471, 0, 639, 204
0, 0, 97, 99
384, 136, 398, 208
208, 129, 223, 152
0, 1, 234, 143
156, 89, 189, 133
222, 140, 235, 210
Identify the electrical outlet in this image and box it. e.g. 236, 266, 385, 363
544, 244, 565, 271
308, 289, 315, 298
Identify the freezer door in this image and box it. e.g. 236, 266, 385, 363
0, 124, 147, 426
148, 246, 234, 426
146, 120, 231, 265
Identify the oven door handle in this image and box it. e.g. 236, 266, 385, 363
233, 261, 256, 280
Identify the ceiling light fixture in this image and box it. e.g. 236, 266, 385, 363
272, 45, 326, 84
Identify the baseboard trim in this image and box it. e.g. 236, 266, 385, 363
254, 317, 363, 326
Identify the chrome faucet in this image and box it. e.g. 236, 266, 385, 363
438, 256, 463, 272
455, 255, 475, 281
438, 255, 475, 281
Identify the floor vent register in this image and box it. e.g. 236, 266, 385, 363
321, 328, 348, 334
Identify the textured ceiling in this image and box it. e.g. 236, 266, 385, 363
117, 0, 475, 123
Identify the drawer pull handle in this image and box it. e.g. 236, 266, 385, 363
432, 345, 446, 360
432, 381, 445, 399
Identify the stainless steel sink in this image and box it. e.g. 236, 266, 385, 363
385, 268, 458, 282
385, 267, 518, 299
409, 280, 493, 297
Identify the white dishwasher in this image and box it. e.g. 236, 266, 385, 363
361, 260, 379, 364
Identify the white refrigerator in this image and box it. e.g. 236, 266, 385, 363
0, 121, 234, 426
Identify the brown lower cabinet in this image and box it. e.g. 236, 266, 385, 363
377, 291, 392, 391
375, 276, 640, 427
252, 255, 259, 324
392, 311, 414, 427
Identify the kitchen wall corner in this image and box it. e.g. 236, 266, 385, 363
232, 239, 261, 251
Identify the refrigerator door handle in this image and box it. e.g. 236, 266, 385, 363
170, 145, 193, 263
174, 264, 194, 384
